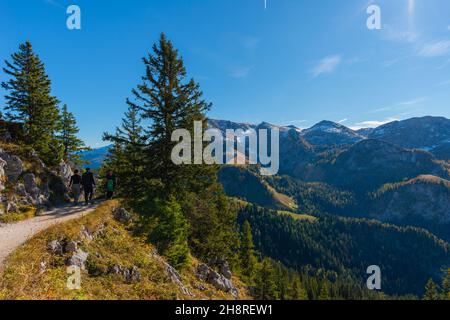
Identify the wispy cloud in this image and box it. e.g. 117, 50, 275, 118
350, 118, 399, 130
44, 0, 64, 8
229, 66, 251, 78
419, 40, 450, 57
381, 25, 419, 43
311, 55, 341, 77
369, 97, 427, 113
338, 118, 348, 124
436, 79, 450, 87
289, 120, 309, 124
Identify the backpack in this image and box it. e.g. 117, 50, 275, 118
107, 179, 114, 192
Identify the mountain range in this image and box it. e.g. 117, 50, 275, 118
80, 115, 450, 296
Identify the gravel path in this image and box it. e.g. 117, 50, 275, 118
0, 203, 98, 267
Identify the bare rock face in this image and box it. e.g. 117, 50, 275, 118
149, 250, 193, 296
196, 263, 238, 298
113, 207, 133, 224
0, 157, 6, 193
67, 248, 89, 270
58, 161, 73, 185
0, 150, 23, 182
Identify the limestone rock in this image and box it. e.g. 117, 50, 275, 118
48, 240, 64, 255
196, 263, 238, 298
112, 207, 133, 224
0, 150, 23, 182
67, 248, 89, 270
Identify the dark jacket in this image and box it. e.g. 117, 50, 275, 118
82, 172, 96, 188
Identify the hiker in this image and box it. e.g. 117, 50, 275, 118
81, 168, 96, 205
105, 170, 117, 199
69, 169, 82, 205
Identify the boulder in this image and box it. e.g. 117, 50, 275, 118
48, 240, 64, 255
67, 248, 89, 270
0, 150, 23, 182
196, 263, 238, 298
0, 157, 6, 192
112, 207, 133, 224
23, 173, 40, 197
64, 241, 78, 253
123, 266, 142, 283
58, 161, 72, 184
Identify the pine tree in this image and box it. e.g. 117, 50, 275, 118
150, 198, 190, 269
58, 104, 88, 164
442, 269, 450, 300
103, 103, 146, 204
254, 258, 278, 300
291, 277, 308, 300
318, 284, 330, 300
423, 278, 439, 300
239, 220, 257, 281
130, 33, 213, 197
1, 41, 62, 166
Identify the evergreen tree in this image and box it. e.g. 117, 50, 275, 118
239, 220, 257, 281
254, 258, 278, 300
129, 33, 214, 197
318, 284, 330, 300
58, 104, 88, 164
1, 41, 62, 166
290, 277, 308, 300
442, 269, 450, 300
150, 198, 190, 269
103, 103, 146, 204
423, 278, 439, 300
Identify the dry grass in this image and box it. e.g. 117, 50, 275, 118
0, 201, 250, 300
277, 210, 318, 222
0, 206, 36, 223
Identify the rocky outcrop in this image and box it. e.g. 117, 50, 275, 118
196, 263, 238, 298
113, 207, 133, 224
0, 147, 72, 216
0, 149, 23, 182
67, 248, 89, 270
149, 249, 193, 296
0, 157, 6, 193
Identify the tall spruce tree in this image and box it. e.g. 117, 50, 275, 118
111, 33, 239, 263
442, 269, 450, 300
254, 258, 278, 300
130, 33, 214, 197
58, 104, 88, 164
1, 41, 62, 166
239, 220, 257, 281
103, 102, 146, 204
423, 278, 439, 300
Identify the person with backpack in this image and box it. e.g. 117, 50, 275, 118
82, 168, 96, 205
105, 170, 117, 199
69, 169, 82, 205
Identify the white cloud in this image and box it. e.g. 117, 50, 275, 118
350, 118, 399, 130
311, 55, 341, 77
369, 97, 427, 113
436, 79, 450, 87
397, 96, 427, 106
419, 40, 450, 57
44, 0, 64, 8
338, 118, 348, 124
381, 25, 419, 43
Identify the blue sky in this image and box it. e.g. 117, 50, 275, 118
1, 0, 450, 147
